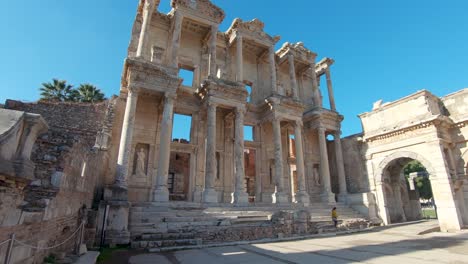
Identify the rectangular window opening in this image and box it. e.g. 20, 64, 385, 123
245, 84, 252, 103
244, 125, 254, 141
172, 113, 192, 143
319, 74, 331, 109
179, 68, 195, 87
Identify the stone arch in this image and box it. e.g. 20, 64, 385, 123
374, 150, 435, 224
374, 151, 436, 184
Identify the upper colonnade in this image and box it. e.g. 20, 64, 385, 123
128, 0, 338, 111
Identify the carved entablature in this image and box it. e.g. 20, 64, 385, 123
315, 57, 334, 76
303, 108, 342, 131
277, 42, 317, 65
260, 95, 305, 123
226, 18, 280, 47
363, 115, 453, 143
122, 57, 182, 96
171, 0, 225, 24
197, 77, 248, 105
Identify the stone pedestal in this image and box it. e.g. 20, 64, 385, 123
101, 186, 130, 245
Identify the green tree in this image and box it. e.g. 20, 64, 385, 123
403, 160, 433, 199
39, 79, 74, 101
75, 84, 106, 103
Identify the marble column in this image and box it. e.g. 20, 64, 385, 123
169, 12, 183, 68
294, 120, 310, 206
136, 0, 157, 58
318, 126, 335, 203
310, 59, 322, 107
153, 93, 176, 202
232, 107, 249, 204
209, 25, 218, 77
269, 46, 277, 93
236, 35, 243, 82
325, 69, 336, 111
334, 130, 348, 201
115, 88, 139, 188
272, 118, 288, 204
288, 54, 298, 99
203, 101, 218, 203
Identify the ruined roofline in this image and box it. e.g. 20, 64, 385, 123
276, 42, 317, 59
358, 89, 439, 118
171, 0, 225, 24
225, 18, 280, 45
441, 88, 468, 100
315, 57, 334, 75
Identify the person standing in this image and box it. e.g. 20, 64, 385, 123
332, 207, 338, 228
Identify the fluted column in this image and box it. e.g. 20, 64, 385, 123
310, 58, 322, 107
334, 130, 348, 200
272, 118, 288, 204
153, 93, 176, 202
288, 54, 298, 99
169, 11, 183, 68
294, 120, 310, 206
232, 107, 249, 204
203, 101, 218, 203
318, 126, 334, 203
325, 69, 336, 111
236, 35, 243, 82
115, 88, 139, 188
136, 0, 157, 58
269, 46, 277, 93
209, 25, 218, 77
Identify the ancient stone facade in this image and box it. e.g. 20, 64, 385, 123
342, 89, 468, 232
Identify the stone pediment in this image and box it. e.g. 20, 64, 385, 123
277, 42, 316, 64
171, 0, 225, 24
227, 18, 280, 46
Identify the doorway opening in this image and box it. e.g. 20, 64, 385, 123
168, 152, 191, 201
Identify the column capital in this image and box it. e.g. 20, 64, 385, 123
164, 92, 177, 102
295, 120, 303, 128
317, 125, 326, 132
206, 100, 218, 108
235, 105, 246, 115
127, 87, 139, 96
334, 130, 342, 137
143, 0, 157, 11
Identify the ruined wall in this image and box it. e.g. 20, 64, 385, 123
1, 100, 112, 263
341, 134, 369, 193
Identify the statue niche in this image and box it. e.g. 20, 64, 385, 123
133, 143, 149, 177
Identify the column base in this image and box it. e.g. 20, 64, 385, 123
152, 187, 169, 202
104, 185, 128, 201
231, 190, 249, 205
202, 188, 218, 203
273, 192, 289, 204
321, 192, 336, 204
338, 193, 348, 204
295, 191, 310, 206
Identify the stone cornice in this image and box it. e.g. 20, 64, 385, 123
315, 57, 334, 76
171, 0, 225, 24
121, 57, 182, 95
197, 77, 248, 105
363, 115, 453, 142
226, 18, 280, 46
276, 42, 317, 64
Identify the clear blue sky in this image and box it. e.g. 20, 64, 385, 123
1, 0, 467, 136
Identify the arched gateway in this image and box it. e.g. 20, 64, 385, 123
341, 89, 468, 232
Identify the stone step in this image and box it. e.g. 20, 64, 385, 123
135, 232, 196, 241
131, 238, 202, 249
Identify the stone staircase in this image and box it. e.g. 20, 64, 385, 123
129, 202, 369, 251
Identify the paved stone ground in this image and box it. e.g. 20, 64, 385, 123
128, 221, 468, 264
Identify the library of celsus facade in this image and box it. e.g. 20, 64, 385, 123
106, 0, 348, 207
